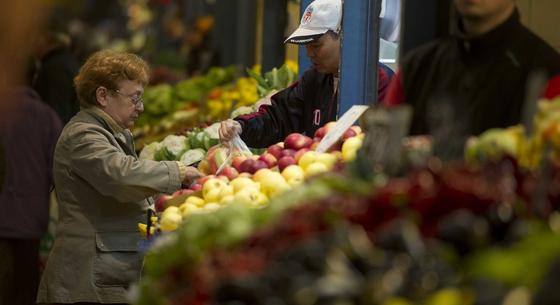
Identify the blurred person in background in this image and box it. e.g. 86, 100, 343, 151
0, 0, 43, 119
37, 50, 203, 305
219, 0, 394, 148
383, 0, 560, 137
184, 15, 219, 77
0, 68, 63, 305
31, 21, 81, 124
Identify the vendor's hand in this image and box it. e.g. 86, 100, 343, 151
219, 119, 242, 144
182, 166, 204, 186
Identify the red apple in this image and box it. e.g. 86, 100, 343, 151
277, 156, 297, 172
266, 144, 284, 160
220, 166, 239, 180
250, 160, 269, 173
172, 189, 194, 197
232, 155, 248, 172
341, 128, 358, 141
239, 172, 252, 178
281, 149, 297, 158
295, 148, 311, 162
196, 174, 216, 186
284, 133, 313, 150
324, 121, 337, 130
189, 183, 202, 192
155, 195, 172, 212
314, 126, 328, 139
310, 141, 319, 150
327, 141, 343, 152
240, 159, 268, 174
350, 125, 362, 134
258, 153, 278, 168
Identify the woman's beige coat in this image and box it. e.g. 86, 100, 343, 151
37, 108, 182, 303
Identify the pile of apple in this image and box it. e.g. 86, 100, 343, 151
155, 122, 364, 232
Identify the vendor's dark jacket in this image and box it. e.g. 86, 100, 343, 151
235, 65, 393, 148
393, 9, 560, 136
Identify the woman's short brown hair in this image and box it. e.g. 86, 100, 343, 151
74, 50, 150, 107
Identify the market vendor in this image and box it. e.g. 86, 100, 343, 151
219, 0, 394, 148
37, 50, 203, 304
383, 0, 560, 137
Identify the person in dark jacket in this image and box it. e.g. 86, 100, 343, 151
219, 0, 393, 148
0, 86, 62, 305
32, 28, 80, 124
383, 0, 560, 138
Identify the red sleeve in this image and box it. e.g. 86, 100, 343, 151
544, 75, 560, 99
381, 69, 404, 106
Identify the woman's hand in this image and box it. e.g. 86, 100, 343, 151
182, 166, 204, 186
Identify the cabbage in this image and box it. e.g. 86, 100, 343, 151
179, 148, 206, 166
158, 135, 189, 160
139, 142, 162, 160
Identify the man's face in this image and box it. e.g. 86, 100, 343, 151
103, 79, 144, 129
305, 32, 340, 74
454, 0, 514, 20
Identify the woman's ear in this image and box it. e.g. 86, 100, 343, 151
96, 86, 109, 107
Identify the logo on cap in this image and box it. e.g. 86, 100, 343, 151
302, 7, 313, 24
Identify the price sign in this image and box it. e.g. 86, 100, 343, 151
316, 105, 369, 153
360, 105, 412, 172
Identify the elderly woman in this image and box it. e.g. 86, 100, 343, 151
37, 50, 202, 304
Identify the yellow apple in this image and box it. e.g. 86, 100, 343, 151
230, 177, 257, 193
219, 185, 234, 198
252, 168, 274, 183
204, 187, 222, 203
281, 165, 305, 181
160, 212, 182, 232
203, 203, 221, 212
234, 188, 268, 207
220, 195, 235, 205
298, 151, 319, 170
342, 136, 363, 162
304, 162, 328, 178
202, 178, 228, 198
287, 176, 304, 186
179, 203, 199, 217
162, 206, 180, 217
259, 172, 288, 197
269, 182, 291, 197
315, 152, 337, 169
185, 196, 205, 207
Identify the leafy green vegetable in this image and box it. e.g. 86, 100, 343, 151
179, 148, 206, 165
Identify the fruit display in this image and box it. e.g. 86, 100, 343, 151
133, 152, 560, 305
147, 123, 366, 233
129, 94, 560, 305
466, 96, 560, 169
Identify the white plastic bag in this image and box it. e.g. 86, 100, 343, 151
215, 135, 252, 174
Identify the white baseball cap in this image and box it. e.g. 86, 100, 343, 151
285, 0, 342, 44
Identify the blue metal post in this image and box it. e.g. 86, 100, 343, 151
298, 0, 313, 78
338, 0, 381, 115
